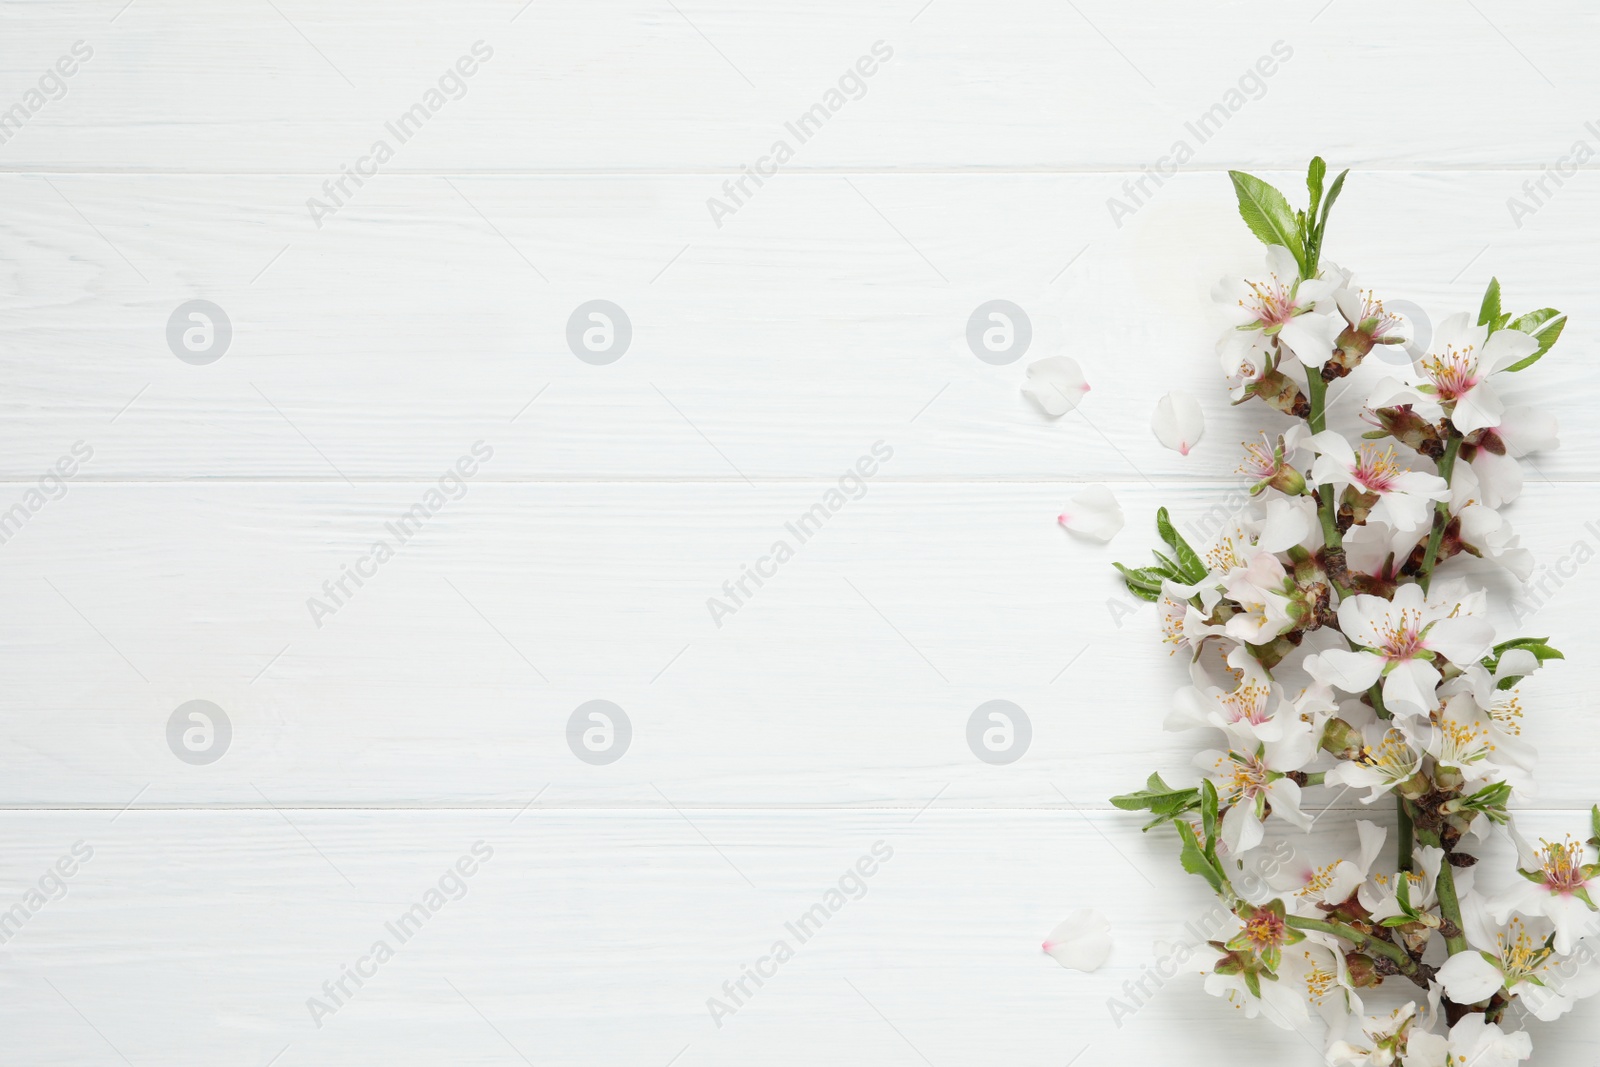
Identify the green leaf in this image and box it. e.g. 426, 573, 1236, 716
1242, 967, 1263, 998
1306, 157, 1326, 220
1111, 772, 1203, 830
1478, 277, 1502, 328
1394, 870, 1416, 919
1149, 550, 1183, 578
1590, 805, 1599, 847
1176, 819, 1227, 895
1315, 169, 1349, 240
1503, 308, 1566, 372
1228, 171, 1304, 267
1155, 508, 1207, 584
1112, 563, 1163, 602
1201, 779, 1220, 853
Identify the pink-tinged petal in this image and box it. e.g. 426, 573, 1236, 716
1057, 485, 1123, 542
1022, 356, 1090, 417
1151, 391, 1204, 455
1041, 909, 1113, 972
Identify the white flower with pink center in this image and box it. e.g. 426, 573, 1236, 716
1305, 583, 1494, 716
1490, 835, 1599, 954
1309, 431, 1449, 533
1194, 724, 1317, 854
1370, 312, 1540, 435
1215, 245, 1344, 373
1335, 284, 1411, 349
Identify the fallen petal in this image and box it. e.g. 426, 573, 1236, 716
1022, 356, 1090, 417
1152, 391, 1205, 455
1042, 909, 1113, 972
1058, 485, 1123, 542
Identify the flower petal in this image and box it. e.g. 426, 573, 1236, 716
1436, 952, 1505, 1006
1022, 356, 1090, 417
1057, 485, 1123, 542
1041, 909, 1112, 972
1151, 391, 1205, 455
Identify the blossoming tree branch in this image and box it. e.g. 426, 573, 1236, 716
1110, 158, 1597, 1066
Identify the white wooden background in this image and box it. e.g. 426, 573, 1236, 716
2, 1, 1598, 1063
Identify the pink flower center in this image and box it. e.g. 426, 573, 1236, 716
1222, 752, 1271, 801
1423, 345, 1480, 401
1352, 444, 1404, 494
1220, 685, 1273, 726
1241, 275, 1297, 329
1540, 839, 1590, 894
1377, 609, 1425, 661
1238, 436, 1279, 480
1354, 291, 1405, 340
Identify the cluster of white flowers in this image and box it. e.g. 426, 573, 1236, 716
1112, 160, 1596, 1066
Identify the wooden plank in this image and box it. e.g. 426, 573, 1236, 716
0, 1, 1595, 171
0, 809, 1592, 1065
0, 170, 1590, 481
0, 481, 1591, 808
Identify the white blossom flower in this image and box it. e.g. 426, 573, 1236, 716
1218, 550, 1297, 644
1399, 692, 1526, 792
1215, 245, 1344, 370
1324, 1001, 1424, 1067
1167, 679, 1294, 747
1334, 283, 1412, 352
1439, 1015, 1532, 1067
1325, 725, 1422, 803
1435, 901, 1596, 1020
1304, 583, 1494, 716
1413, 314, 1539, 435
1359, 845, 1447, 925
1269, 819, 1386, 910
1195, 725, 1318, 853
1432, 682, 1537, 787
1309, 431, 1449, 532
1489, 835, 1598, 954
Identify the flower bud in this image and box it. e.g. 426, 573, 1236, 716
1398, 771, 1433, 801
1244, 369, 1309, 418
1343, 952, 1383, 988
1364, 406, 1443, 458
1319, 717, 1362, 761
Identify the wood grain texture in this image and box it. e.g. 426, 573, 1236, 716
0, 809, 1594, 1066
4, 0, 1599, 1063
0, 171, 1594, 481
0, 482, 1591, 809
